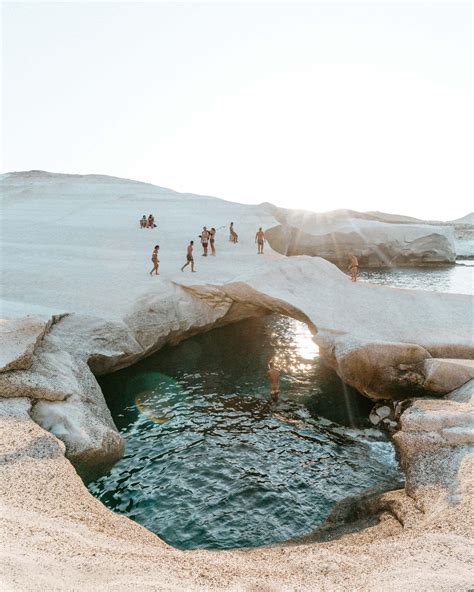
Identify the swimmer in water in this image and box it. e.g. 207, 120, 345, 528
267, 359, 280, 403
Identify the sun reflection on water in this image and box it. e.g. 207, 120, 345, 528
270, 318, 319, 375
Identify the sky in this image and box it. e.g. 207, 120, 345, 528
1, 1, 472, 220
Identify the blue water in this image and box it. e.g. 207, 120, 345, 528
90, 315, 402, 549
358, 261, 473, 295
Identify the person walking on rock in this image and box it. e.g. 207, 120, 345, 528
210, 227, 216, 256
150, 245, 160, 276
255, 227, 265, 254
181, 241, 196, 272
348, 254, 359, 282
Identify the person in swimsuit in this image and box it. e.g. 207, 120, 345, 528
147, 214, 156, 228
140, 215, 147, 228
255, 227, 265, 254
209, 227, 216, 256
229, 222, 238, 243
181, 241, 196, 272
149, 245, 160, 275
200, 227, 210, 256
267, 359, 280, 403
348, 254, 359, 282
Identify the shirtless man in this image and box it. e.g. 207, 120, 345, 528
149, 245, 160, 275
255, 227, 265, 254
209, 227, 216, 256
348, 254, 359, 282
267, 359, 280, 403
200, 226, 210, 256
181, 241, 196, 272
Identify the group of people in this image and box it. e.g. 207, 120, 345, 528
140, 214, 156, 229
148, 219, 359, 281
198, 227, 217, 257
146, 223, 359, 402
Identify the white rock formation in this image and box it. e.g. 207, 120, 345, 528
422, 358, 474, 394
394, 379, 474, 510
266, 207, 457, 266
0, 171, 473, 590
1, 171, 473, 464
0, 315, 52, 372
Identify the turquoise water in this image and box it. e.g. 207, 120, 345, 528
90, 315, 402, 549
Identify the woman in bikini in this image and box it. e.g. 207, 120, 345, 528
150, 245, 160, 276
210, 228, 216, 256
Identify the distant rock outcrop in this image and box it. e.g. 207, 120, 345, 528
266, 208, 456, 267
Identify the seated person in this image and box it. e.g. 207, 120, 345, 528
140, 215, 147, 228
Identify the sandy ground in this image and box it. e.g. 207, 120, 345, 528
1, 399, 473, 592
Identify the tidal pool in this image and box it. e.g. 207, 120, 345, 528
90, 315, 402, 549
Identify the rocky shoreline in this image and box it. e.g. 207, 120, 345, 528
1, 171, 473, 590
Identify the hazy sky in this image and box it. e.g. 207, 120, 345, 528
2, 1, 472, 219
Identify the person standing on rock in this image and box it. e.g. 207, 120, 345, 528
229, 222, 238, 243
255, 227, 266, 254
181, 241, 196, 272
210, 228, 216, 256
267, 359, 280, 403
149, 245, 160, 276
348, 254, 359, 282
200, 227, 210, 256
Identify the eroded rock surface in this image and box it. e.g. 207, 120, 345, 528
1, 172, 473, 590
394, 380, 474, 511
0, 316, 52, 372
421, 358, 474, 394
266, 208, 456, 266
